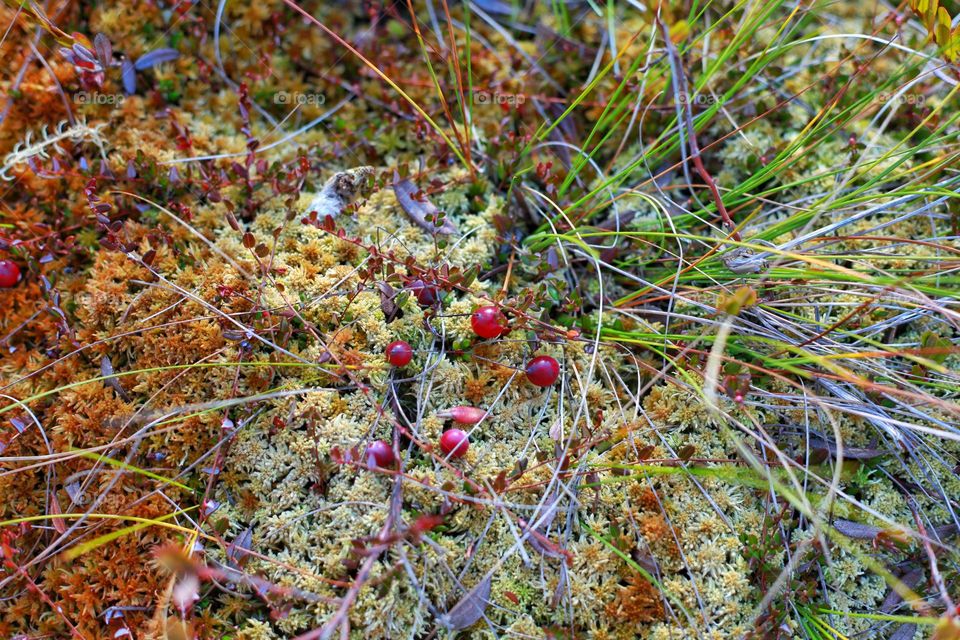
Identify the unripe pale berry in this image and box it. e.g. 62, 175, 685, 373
437, 406, 487, 425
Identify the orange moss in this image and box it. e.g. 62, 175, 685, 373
639, 512, 681, 558
604, 573, 666, 623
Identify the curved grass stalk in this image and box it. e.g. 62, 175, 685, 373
61, 506, 200, 561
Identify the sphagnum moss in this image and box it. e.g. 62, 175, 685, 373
2, 1, 959, 638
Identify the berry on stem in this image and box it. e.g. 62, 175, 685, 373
437, 406, 487, 425
408, 279, 438, 307
0, 260, 20, 288
525, 355, 560, 387
386, 340, 413, 367
470, 305, 507, 339
366, 440, 395, 468
439, 428, 469, 458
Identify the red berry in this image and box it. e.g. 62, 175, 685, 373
439, 428, 469, 458
0, 260, 20, 288
470, 305, 507, 339
409, 279, 438, 306
525, 355, 560, 387
366, 440, 395, 467
386, 340, 413, 367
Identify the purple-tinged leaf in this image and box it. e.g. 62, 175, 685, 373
443, 575, 491, 631
889, 625, 916, 640
595, 210, 637, 231
100, 355, 131, 402
519, 493, 565, 559
134, 48, 180, 71
833, 519, 882, 540
474, 0, 514, 14
933, 521, 959, 541
72, 43, 97, 65
809, 437, 888, 460
121, 59, 137, 94
65, 481, 87, 504
393, 171, 457, 235
93, 33, 112, 68
880, 568, 922, 613
226, 527, 254, 568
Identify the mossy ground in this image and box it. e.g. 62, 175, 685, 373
1, 1, 958, 639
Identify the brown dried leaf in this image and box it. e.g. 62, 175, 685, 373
809, 437, 888, 460
881, 567, 923, 613
393, 171, 457, 235
443, 575, 491, 631
678, 444, 696, 461
377, 281, 400, 323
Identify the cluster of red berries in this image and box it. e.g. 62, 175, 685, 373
470, 305, 560, 385
0, 260, 20, 288
375, 304, 561, 465
366, 427, 470, 466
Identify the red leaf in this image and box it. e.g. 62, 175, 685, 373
410, 514, 444, 538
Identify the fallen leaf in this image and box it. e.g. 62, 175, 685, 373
443, 575, 491, 631
226, 527, 254, 568
100, 356, 130, 402
833, 519, 882, 539
134, 48, 180, 71
393, 172, 457, 235
809, 437, 888, 460
377, 281, 400, 323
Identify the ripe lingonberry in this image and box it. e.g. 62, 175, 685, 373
439, 428, 469, 458
0, 260, 20, 288
366, 440, 395, 467
525, 355, 560, 387
386, 340, 413, 367
470, 305, 507, 339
